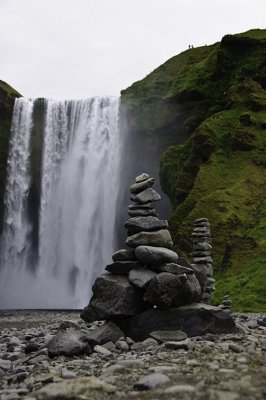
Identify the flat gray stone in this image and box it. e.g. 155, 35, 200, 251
128, 203, 153, 210
130, 178, 155, 194
193, 256, 213, 263
80, 274, 148, 322
150, 330, 188, 342
126, 229, 173, 249
165, 338, 194, 351
135, 173, 149, 183
135, 246, 178, 265
125, 216, 168, 234
112, 249, 137, 262
129, 268, 156, 288
131, 188, 161, 204
134, 372, 169, 390
149, 263, 194, 275
105, 261, 142, 274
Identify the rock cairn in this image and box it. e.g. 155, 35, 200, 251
219, 295, 232, 313
190, 218, 215, 303
81, 173, 236, 339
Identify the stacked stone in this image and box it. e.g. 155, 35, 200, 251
190, 218, 215, 303
219, 295, 232, 313
81, 173, 202, 323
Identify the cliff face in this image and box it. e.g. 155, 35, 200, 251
0, 81, 21, 232
121, 29, 266, 312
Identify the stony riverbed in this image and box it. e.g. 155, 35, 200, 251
0, 310, 265, 400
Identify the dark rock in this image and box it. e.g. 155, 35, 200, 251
84, 322, 125, 344
128, 209, 158, 218
126, 229, 173, 249
193, 227, 211, 234
105, 261, 142, 274
150, 330, 188, 342
194, 218, 209, 223
149, 263, 194, 275
130, 178, 155, 194
112, 249, 137, 262
191, 233, 211, 238
128, 203, 153, 210
175, 257, 193, 269
115, 303, 237, 341
125, 216, 168, 234
131, 188, 161, 204
80, 273, 148, 323
135, 245, 178, 265
192, 237, 212, 244
47, 329, 91, 357
24, 342, 40, 354
144, 273, 201, 308
257, 317, 266, 327
194, 222, 210, 228
191, 251, 211, 257
191, 263, 207, 290
128, 268, 156, 288
165, 338, 194, 351
58, 320, 81, 331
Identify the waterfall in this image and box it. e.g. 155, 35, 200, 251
0, 96, 122, 308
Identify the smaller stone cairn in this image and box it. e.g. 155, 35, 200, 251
219, 295, 232, 313
190, 218, 215, 303
81, 173, 236, 339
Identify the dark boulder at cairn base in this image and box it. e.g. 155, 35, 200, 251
115, 303, 237, 341
80, 274, 149, 323
81, 173, 236, 338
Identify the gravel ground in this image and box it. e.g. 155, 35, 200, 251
0, 310, 265, 400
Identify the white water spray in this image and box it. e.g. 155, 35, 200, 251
0, 96, 122, 308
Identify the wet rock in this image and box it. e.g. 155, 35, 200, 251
80, 274, 148, 323
128, 268, 156, 288
130, 188, 161, 204
47, 329, 91, 357
126, 229, 173, 249
135, 245, 178, 265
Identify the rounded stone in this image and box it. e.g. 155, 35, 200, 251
135, 245, 178, 265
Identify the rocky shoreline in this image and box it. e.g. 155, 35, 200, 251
0, 310, 265, 400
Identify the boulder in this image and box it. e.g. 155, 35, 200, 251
126, 229, 173, 249
128, 268, 156, 288
130, 177, 155, 194
115, 303, 237, 341
131, 188, 161, 204
144, 273, 201, 308
47, 329, 91, 357
112, 249, 136, 262
105, 261, 142, 274
125, 216, 168, 234
135, 245, 178, 265
149, 263, 194, 275
80, 274, 148, 323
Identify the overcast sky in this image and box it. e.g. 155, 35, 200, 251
0, 0, 265, 99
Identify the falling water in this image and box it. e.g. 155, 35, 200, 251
0, 96, 122, 308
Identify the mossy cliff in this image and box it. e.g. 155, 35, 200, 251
121, 29, 266, 312
0, 81, 21, 233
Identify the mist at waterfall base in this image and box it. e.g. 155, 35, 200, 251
0, 97, 124, 309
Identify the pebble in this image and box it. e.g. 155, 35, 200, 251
164, 384, 196, 394
133, 372, 169, 390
